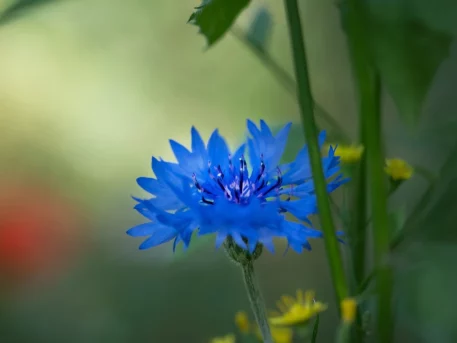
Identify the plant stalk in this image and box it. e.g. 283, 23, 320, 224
283, 0, 349, 306
241, 261, 272, 343
344, 0, 393, 341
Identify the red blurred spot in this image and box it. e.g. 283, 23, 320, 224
0, 181, 83, 284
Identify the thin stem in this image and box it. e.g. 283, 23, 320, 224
344, 0, 393, 341
230, 26, 350, 143
241, 261, 273, 343
284, 0, 349, 306
311, 315, 321, 343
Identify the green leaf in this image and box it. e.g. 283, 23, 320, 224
397, 139, 457, 247
338, 1, 453, 125
369, 18, 452, 125
245, 7, 272, 52
408, 0, 457, 36
397, 243, 457, 343
0, 0, 54, 25
188, 0, 252, 47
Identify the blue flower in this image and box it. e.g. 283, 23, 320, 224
127, 120, 347, 253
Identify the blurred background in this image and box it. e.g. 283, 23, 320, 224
0, 0, 456, 342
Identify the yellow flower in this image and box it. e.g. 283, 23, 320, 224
234, 311, 250, 334
385, 158, 414, 180
325, 144, 364, 164
254, 326, 293, 343
209, 334, 235, 343
341, 297, 357, 324
269, 290, 327, 327
271, 327, 293, 343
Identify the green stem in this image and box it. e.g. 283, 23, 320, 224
344, 0, 393, 341
230, 26, 350, 143
284, 0, 348, 306
350, 157, 367, 288
311, 315, 321, 343
350, 164, 367, 343
241, 261, 273, 343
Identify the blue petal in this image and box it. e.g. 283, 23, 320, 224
260, 119, 273, 136
280, 197, 318, 221
264, 122, 291, 170
133, 201, 156, 220
247, 119, 262, 142
127, 223, 159, 237
215, 232, 227, 248
231, 143, 245, 165
259, 236, 275, 253
152, 158, 189, 189
248, 238, 258, 254
137, 177, 166, 196
247, 138, 261, 168
207, 129, 230, 169
288, 240, 304, 253
231, 232, 248, 250
139, 226, 177, 250
169, 139, 192, 165
191, 126, 206, 156
283, 221, 323, 246
173, 236, 181, 252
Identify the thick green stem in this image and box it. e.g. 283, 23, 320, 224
241, 261, 272, 343
344, 0, 393, 341
349, 160, 367, 343
365, 77, 393, 343
284, 0, 348, 306
350, 121, 370, 289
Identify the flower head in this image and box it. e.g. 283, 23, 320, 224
270, 327, 293, 343
327, 144, 364, 164
235, 311, 250, 334
269, 290, 327, 327
341, 297, 357, 324
210, 334, 235, 343
127, 120, 346, 253
254, 326, 293, 343
238, 311, 293, 343
385, 158, 413, 181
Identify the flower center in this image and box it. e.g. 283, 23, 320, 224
192, 155, 283, 205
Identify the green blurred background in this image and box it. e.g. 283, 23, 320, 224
0, 0, 456, 342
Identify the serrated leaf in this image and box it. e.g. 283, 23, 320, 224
188, 0, 251, 47
0, 0, 54, 25
245, 7, 272, 52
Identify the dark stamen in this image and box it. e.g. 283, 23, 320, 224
255, 180, 266, 193
193, 173, 214, 195
201, 196, 214, 205
192, 174, 204, 192
234, 189, 240, 203
239, 156, 245, 194
255, 160, 265, 183
258, 167, 282, 197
